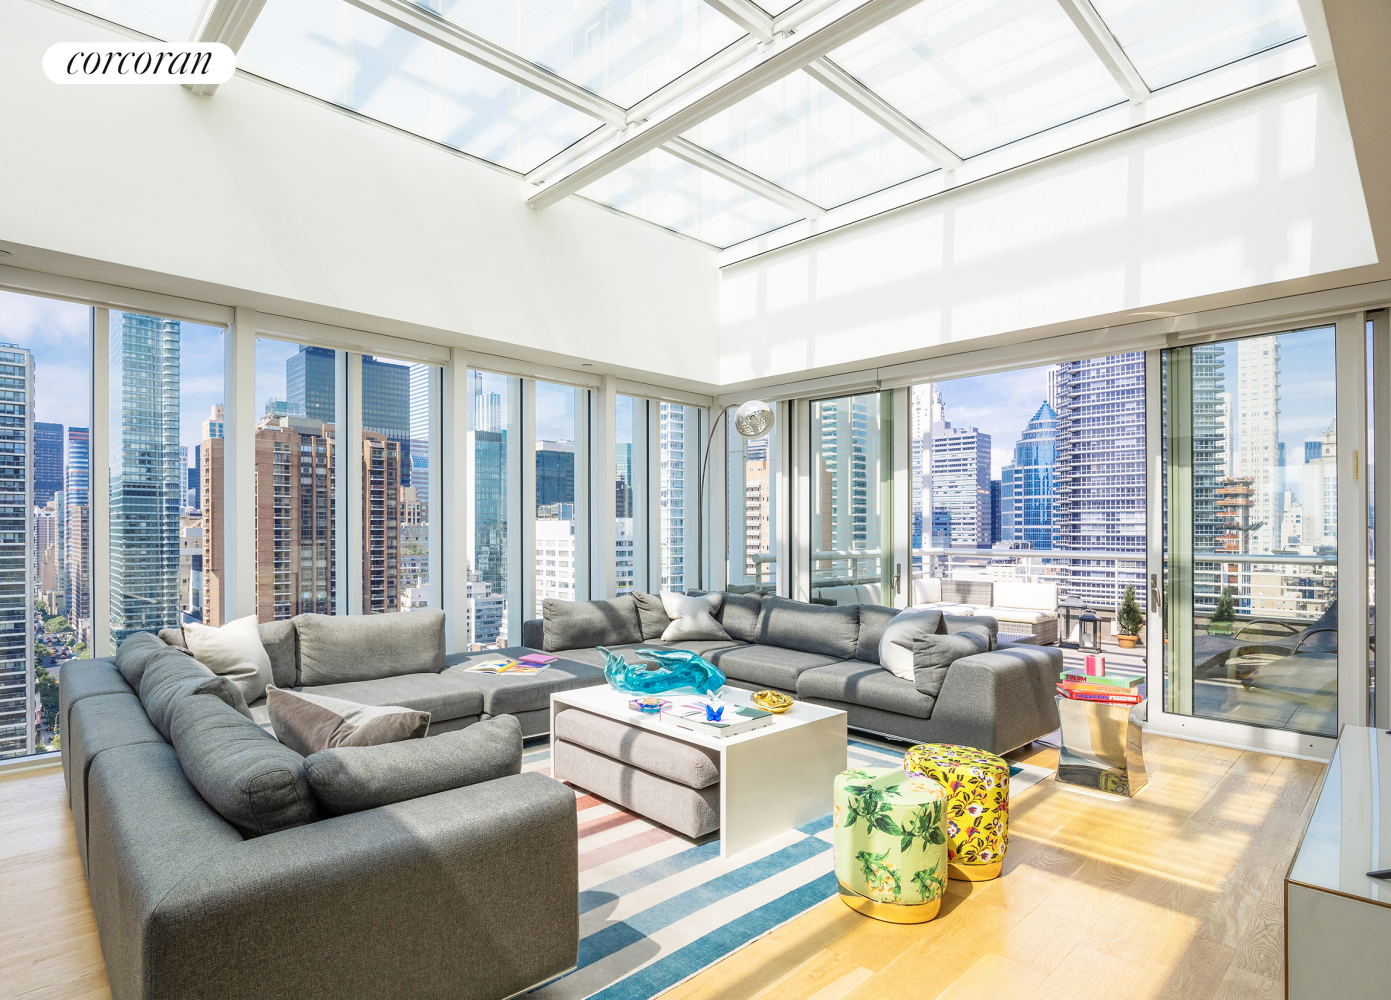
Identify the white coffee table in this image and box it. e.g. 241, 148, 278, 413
550, 686, 848, 858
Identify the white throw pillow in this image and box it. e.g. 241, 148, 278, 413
659, 592, 731, 642
181, 615, 275, 704
878, 610, 944, 681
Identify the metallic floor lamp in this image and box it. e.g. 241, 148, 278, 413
696, 399, 775, 590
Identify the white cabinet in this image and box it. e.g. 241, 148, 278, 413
1286, 725, 1391, 998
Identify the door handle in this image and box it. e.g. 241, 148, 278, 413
894, 562, 902, 596
1149, 573, 1162, 613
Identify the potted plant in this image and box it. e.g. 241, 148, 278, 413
1207, 586, 1236, 637
1116, 584, 1144, 649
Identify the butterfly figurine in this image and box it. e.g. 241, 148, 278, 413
704, 703, 725, 722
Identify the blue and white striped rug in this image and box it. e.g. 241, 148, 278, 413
523, 738, 1051, 1000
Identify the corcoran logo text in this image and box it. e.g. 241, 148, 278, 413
43, 43, 236, 85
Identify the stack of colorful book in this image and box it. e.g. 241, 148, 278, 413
1056, 671, 1143, 704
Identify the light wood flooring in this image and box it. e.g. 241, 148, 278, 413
0, 734, 1324, 1000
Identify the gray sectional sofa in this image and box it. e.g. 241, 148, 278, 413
60, 609, 581, 1000
524, 591, 1062, 754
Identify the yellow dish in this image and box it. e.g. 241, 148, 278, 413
751, 690, 793, 713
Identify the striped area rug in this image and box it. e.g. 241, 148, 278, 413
523, 737, 1052, 1000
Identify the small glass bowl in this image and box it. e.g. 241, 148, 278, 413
629, 697, 669, 715
751, 690, 793, 713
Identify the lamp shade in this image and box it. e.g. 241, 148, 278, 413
733, 399, 774, 438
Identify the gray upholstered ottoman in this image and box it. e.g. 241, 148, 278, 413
553, 706, 721, 838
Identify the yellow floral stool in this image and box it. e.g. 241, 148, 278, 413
832, 767, 948, 923
902, 743, 1010, 881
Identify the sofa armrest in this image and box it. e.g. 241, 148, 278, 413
523, 618, 544, 650
930, 644, 1062, 754
144, 771, 578, 1000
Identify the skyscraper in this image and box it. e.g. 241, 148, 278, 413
361, 431, 403, 613
64, 427, 90, 626
287, 346, 336, 423
930, 425, 992, 548
33, 421, 62, 504
1301, 418, 1337, 552
615, 442, 633, 519
660, 402, 689, 590
537, 442, 576, 506
0, 346, 34, 759
1053, 353, 1146, 608
474, 423, 508, 642
409, 364, 432, 441
1234, 336, 1282, 554
108, 314, 182, 644
999, 401, 1057, 550
250, 415, 336, 621
910, 384, 947, 549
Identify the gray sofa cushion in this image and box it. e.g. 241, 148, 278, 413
304, 715, 523, 815
913, 626, 992, 698
297, 671, 485, 722
716, 592, 765, 643
554, 739, 719, 838
707, 643, 839, 692
442, 649, 606, 715
554, 707, 720, 789
796, 661, 937, 719
162, 619, 299, 688
138, 650, 251, 741
755, 595, 860, 660
294, 609, 446, 685
856, 605, 906, 663
169, 693, 322, 837
945, 614, 999, 647
58, 658, 134, 799
115, 631, 177, 689
542, 596, 643, 652
631, 591, 671, 640
65, 693, 167, 873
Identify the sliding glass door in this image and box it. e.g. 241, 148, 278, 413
1162, 323, 1364, 747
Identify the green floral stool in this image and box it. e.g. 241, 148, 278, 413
902, 743, 1010, 881
832, 766, 948, 923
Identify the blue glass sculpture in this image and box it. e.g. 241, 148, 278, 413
599, 646, 726, 697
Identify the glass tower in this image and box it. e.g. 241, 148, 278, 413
109, 314, 182, 644
0, 346, 33, 759
999, 401, 1057, 549
286, 345, 336, 423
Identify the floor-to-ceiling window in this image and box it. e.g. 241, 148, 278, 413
726, 405, 777, 594
109, 312, 222, 646
533, 382, 583, 614
812, 392, 889, 605
252, 339, 339, 620
0, 290, 91, 760
660, 402, 694, 591
1165, 327, 1343, 737
616, 395, 638, 595
468, 369, 513, 649
909, 355, 1146, 624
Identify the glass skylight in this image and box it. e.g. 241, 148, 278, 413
681, 71, 938, 210
1090, 0, 1308, 90
414, 0, 748, 109
58, 0, 205, 40
828, 0, 1128, 158
579, 147, 801, 248
240, 0, 604, 173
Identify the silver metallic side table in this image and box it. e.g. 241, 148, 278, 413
1056, 698, 1148, 797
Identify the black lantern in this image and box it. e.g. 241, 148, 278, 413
1078, 608, 1102, 654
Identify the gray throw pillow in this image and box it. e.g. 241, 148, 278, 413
716, 592, 764, 643
305, 715, 523, 815
542, 595, 642, 652
116, 631, 177, 689
945, 614, 998, 649
139, 649, 251, 740
911, 625, 991, 698
755, 595, 860, 659
293, 608, 446, 685
631, 591, 672, 640
266, 686, 430, 757
170, 693, 321, 837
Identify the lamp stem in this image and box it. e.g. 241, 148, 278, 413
695, 406, 730, 594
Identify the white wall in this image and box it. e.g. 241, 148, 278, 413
0, 0, 719, 384
719, 67, 1376, 385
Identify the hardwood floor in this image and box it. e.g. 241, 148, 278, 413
0, 734, 1323, 1000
